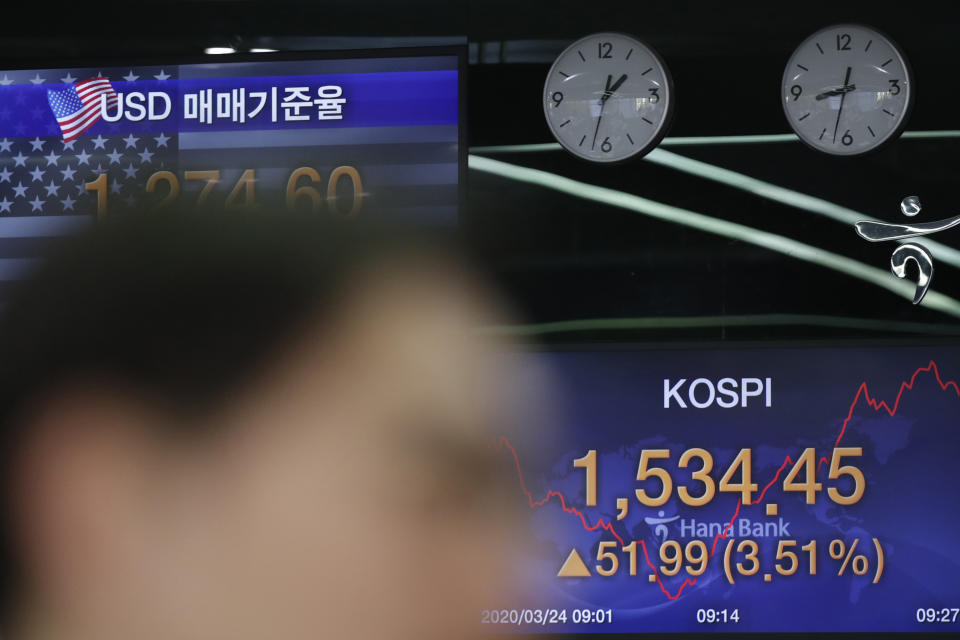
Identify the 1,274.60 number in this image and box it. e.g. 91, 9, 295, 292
84, 165, 363, 218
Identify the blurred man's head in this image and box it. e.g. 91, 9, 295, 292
0, 213, 524, 640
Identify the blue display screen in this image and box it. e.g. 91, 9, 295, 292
0, 51, 461, 225
493, 344, 960, 633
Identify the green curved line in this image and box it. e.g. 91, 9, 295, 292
902, 130, 960, 139
469, 139, 960, 269
644, 148, 960, 270
479, 315, 960, 337
468, 154, 960, 320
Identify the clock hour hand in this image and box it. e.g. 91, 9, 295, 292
603, 74, 628, 100
815, 84, 856, 100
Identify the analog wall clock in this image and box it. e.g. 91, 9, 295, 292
782, 24, 913, 156
543, 32, 673, 163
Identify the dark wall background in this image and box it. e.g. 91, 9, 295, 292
3, 0, 959, 342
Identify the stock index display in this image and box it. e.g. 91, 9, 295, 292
488, 344, 960, 634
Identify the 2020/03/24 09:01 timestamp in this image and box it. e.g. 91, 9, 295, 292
480, 609, 613, 626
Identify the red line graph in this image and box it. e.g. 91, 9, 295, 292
496, 360, 959, 601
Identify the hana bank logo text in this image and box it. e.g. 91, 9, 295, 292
646, 514, 792, 543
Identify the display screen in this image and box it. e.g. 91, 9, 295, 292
0, 49, 461, 225
493, 344, 959, 634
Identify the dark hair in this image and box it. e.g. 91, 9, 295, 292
0, 210, 461, 619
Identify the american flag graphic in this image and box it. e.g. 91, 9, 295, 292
46, 77, 118, 142
0, 61, 457, 303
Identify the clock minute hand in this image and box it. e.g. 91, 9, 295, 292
832, 66, 853, 144
592, 74, 613, 150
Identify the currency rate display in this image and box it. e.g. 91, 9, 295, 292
492, 345, 960, 634
0, 49, 461, 222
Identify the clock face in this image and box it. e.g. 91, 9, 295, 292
782, 24, 912, 156
543, 33, 672, 163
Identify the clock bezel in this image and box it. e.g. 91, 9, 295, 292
542, 32, 675, 164
781, 23, 914, 158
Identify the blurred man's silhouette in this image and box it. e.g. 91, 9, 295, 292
0, 212, 525, 640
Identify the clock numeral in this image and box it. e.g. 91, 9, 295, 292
551, 91, 564, 107
888, 79, 901, 95
598, 42, 613, 59
790, 85, 802, 101
841, 130, 853, 146
836, 33, 852, 51
600, 137, 613, 153
649, 88, 660, 103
